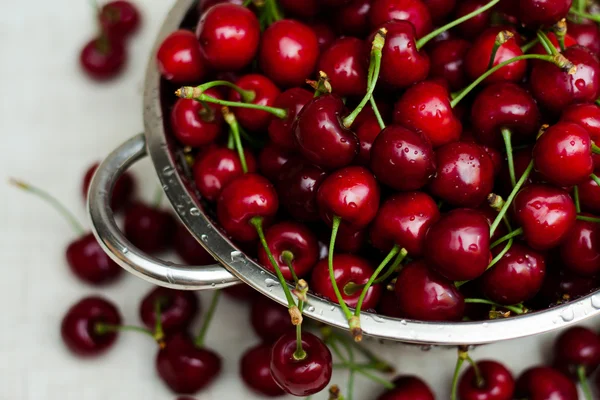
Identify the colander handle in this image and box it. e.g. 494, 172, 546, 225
87, 134, 240, 290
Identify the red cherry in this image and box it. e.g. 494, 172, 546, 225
515, 367, 578, 400
308, 21, 337, 51
394, 260, 465, 321
318, 37, 368, 97
568, 22, 600, 56
216, 173, 279, 242
196, 4, 260, 71
454, 0, 492, 38
139, 287, 199, 336
477, 204, 509, 243
370, 192, 440, 257
198, 0, 244, 13
61, 296, 121, 356
174, 224, 215, 265
79, 37, 126, 81
458, 360, 515, 400
334, 0, 373, 37
377, 375, 435, 400
250, 295, 294, 343
228, 74, 281, 132
429, 38, 471, 91
258, 142, 294, 182
278, 0, 320, 18
514, 184, 577, 250
370, 125, 436, 191
157, 30, 206, 84
335, 224, 368, 253
555, 326, 600, 377
370, 0, 432, 39
578, 172, 600, 213
322, 0, 353, 7
559, 217, 600, 276
461, 131, 504, 176
311, 254, 382, 309
560, 103, 600, 167
270, 331, 332, 396
82, 162, 135, 211
355, 111, 383, 166
241, 343, 285, 397
268, 88, 313, 151
377, 289, 404, 318
170, 90, 223, 147
531, 32, 578, 57
99, 1, 141, 40
497, 147, 538, 197
518, 0, 573, 27
66, 233, 122, 285
422, 0, 456, 24
259, 19, 319, 88
276, 158, 327, 222
123, 202, 176, 254
536, 265, 597, 306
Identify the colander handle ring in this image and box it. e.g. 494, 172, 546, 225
87, 134, 240, 290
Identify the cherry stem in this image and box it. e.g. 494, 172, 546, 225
343, 29, 387, 129
308, 71, 333, 98
153, 297, 165, 345
450, 350, 467, 400
521, 37, 540, 53
347, 370, 355, 400
590, 173, 600, 187
489, 238, 513, 268
491, 227, 523, 248
591, 143, 600, 155
465, 355, 485, 388
365, 48, 386, 130
226, 131, 235, 150
373, 248, 408, 284
464, 298, 525, 314
94, 323, 155, 340
196, 80, 256, 103
416, 0, 501, 50
264, 0, 282, 24
194, 289, 221, 348
9, 178, 86, 236
152, 186, 164, 208
553, 19, 568, 52
569, 9, 600, 24
293, 323, 307, 360
537, 30, 559, 57
501, 128, 516, 188
574, 186, 582, 213
222, 107, 248, 174
577, 215, 600, 223
281, 250, 300, 285
487, 31, 514, 70
577, 365, 593, 400
242, 0, 252, 6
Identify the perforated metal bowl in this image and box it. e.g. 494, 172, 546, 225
87, 0, 600, 345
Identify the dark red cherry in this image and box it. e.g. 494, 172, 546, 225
250, 295, 294, 343
322, 0, 353, 7
477, 204, 509, 243
268, 88, 313, 151
377, 289, 404, 318
461, 131, 504, 176
533, 122, 594, 186
216, 173, 278, 242
370, 0, 432, 39
497, 147, 538, 197
481, 243, 546, 305
278, 0, 320, 18
370, 126, 436, 191
429, 142, 496, 208
61, 296, 121, 356
394, 260, 465, 321
192, 146, 257, 202
311, 254, 382, 308
241, 343, 285, 397
170, 90, 223, 148
156, 333, 221, 394
559, 217, 600, 276
259, 19, 319, 88
174, 224, 214, 265
277, 158, 327, 222
270, 331, 333, 396
454, 0, 491, 38
370, 192, 440, 257
335, 224, 367, 253
470, 82, 541, 148
515, 367, 578, 400
229, 74, 281, 132
83, 162, 135, 212
518, 0, 572, 27
355, 111, 383, 166
377, 375, 435, 400
334, 0, 373, 37
198, 0, 244, 13
425, 208, 491, 281
308, 21, 337, 51
537, 265, 597, 305
80, 37, 126, 81
578, 172, 600, 213
66, 233, 122, 285
124, 202, 176, 254
458, 360, 515, 400
196, 4, 260, 71
560, 103, 600, 167
258, 143, 294, 182
554, 326, 600, 377
422, 0, 455, 24
99, 1, 141, 40
224, 283, 257, 302
513, 184, 577, 250
157, 30, 206, 84
569, 22, 600, 56
293, 94, 359, 170
257, 221, 319, 280
393, 80, 462, 147
139, 287, 199, 335
318, 37, 368, 98
429, 38, 470, 91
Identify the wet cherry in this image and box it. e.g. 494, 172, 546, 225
268, 87, 313, 151
355, 111, 383, 166
458, 360, 515, 400
229, 74, 281, 132
518, 0, 573, 27
276, 158, 327, 222
369, 0, 433, 39
241, 343, 285, 397
454, 0, 492, 38
554, 326, 600, 378
560, 103, 600, 167
429, 38, 471, 91
569, 22, 600, 56
258, 142, 294, 182
170, 88, 223, 147
139, 287, 199, 335
317, 37, 368, 98
334, 0, 373, 37
578, 172, 600, 214
157, 30, 206, 84
559, 217, 600, 276
250, 295, 294, 343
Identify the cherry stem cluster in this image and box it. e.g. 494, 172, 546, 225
222, 107, 248, 174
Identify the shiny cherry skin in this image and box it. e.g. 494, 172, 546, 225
259, 19, 319, 88
429, 142, 495, 208
559, 217, 600, 276
377, 375, 435, 400
196, 4, 260, 71
278, 0, 320, 18
156, 333, 221, 394
370, 192, 440, 257
241, 343, 285, 397
170, 89, 223, 148
477, 204, 509, 243
425, 208, 491, 281
270, 331, 332, 396
519, 0, 572, 27
394, 260, 465, 321
377, 289, 404, 318
192, 146, 257, 202
318, 37, 368, 98
393, 80, 462, 147
276, 158, 327, 222
429, 38, 470, 91
308, 21, 336, 51
459, 360, 515, 400
370, 0, 432, 39
258, 143, 294, 182
83, 162, 135, 211
124, 203, 176, 254
465, 27, 526, 85
66, 233, 122, 285
471, 82, 541, 148
157, 30, 206, 84
335, 224, 368, 253
322, 0, 353, 6
250, 295, 294, 343
354, 112, 383, 166
578, 172, 600, 213
497, 147, 538, 197
515, 367, 578, 400
311, 254, 382, 308
229, 74, 281, 132
198, 0, 244, 12
293, 94, 359, 170
216, 173, 279, 242
537, 265, 597, 305
531, 45, 600, 112
454, 0, 491, 38
481, 243, 546, 305
268, 88, 313, 151
80, 37, 126, 80
569, 22, 600, 56
139, 287, 199, 335
334, 0, 373, 37
61, 296, 121, 356
533, 122, 594, 186
554, 326, 600, 376
174, 224, 214, 265
422, 0, 455, 24
257, 221, 319, 280
560, 103, 600, 167
370, 126, 436, 191
99, 1, 140, 40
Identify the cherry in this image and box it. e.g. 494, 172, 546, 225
139, 287, 199, 336
568, 22, 600, 56
393, 80, 462, 147
293, 94, 359, 170
560, 103, 600, 167
270, 331, 333, 396
377, 289, 404, 318
66, 233, 122, 285
278, 0, 320, 18
61, 296, 121, 356
259, 19, 319, 88
429, 38, 471, 91
198, 0, 244, 13
369, 0, 432, 39
515, 367, 578, 400
99, 1, 140, 40
268, 87, 313, 151
334, 0, 373, 37
555, 326, 600, 378
241, 343, 285, 397
559, 217, 600, 276
174, 224, 214, 265
192, 146, 257, 202
322, 0, 353, 7
224, 284, 257, 302
80, 37, 126, 81
157, 30, 206, 84
228, 74, 281, 132
454, 0, 491, 38
216, 173, 278, 242
258, 143, 294, 182
170, 90, 224, 148
533, 122, 594, 186
311, 254, 382, 309
335, 224, 368, 253
518, 0, 572, 27
481, 243, 546, 305
429, 142, 496, 208
82, 162, 135, 211
370, 192, 440, 257
537, 265, 597, 305
423, 0, 456, 24
355, 111, 383, 166
394, 260, 465, 321
370, 126, 436, 191
578, 172, 600, 214
309, 21, 337, 51
124, 202, 176, 254
277, 158, 327, 222
196, 4, 260, 71
513, 184, 577, 250
250, 295, 294, 343
156, 333, 221, 394
497, 147, 538, 197
377, 376, 435, 400
318, 37, 368, 98
458, 360, 515, 400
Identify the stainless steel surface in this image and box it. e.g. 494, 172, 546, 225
88, 0, 600, 344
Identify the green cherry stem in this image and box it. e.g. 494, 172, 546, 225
294, 323, 306, 360
577, 215, 600, 223
574, 185, 581, 213
281, 250, 300, 285
501, 128, 517, 188
491, 227, 524, 248
569, 9, 600, 24
537, 30, 560, 57
222, 107, 248, 174
553, 19, 568, 52
94, 323, 155, 340
194, 289, 221, 348
457, 234, 515, 287
365, 49, 385, 130
521, 37, 540, 53
374, 248, 408, 284
153, 297, 165, 345
536, 31, 554, 55
487, 31, 514, 70
590, 173, 600, 186
450, 348, 468, 400
577, 365, 593, 400
591, 143, 600, 155
465, 354, 485, 388
464, 298, 525, 314
196, 80, 256, 103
